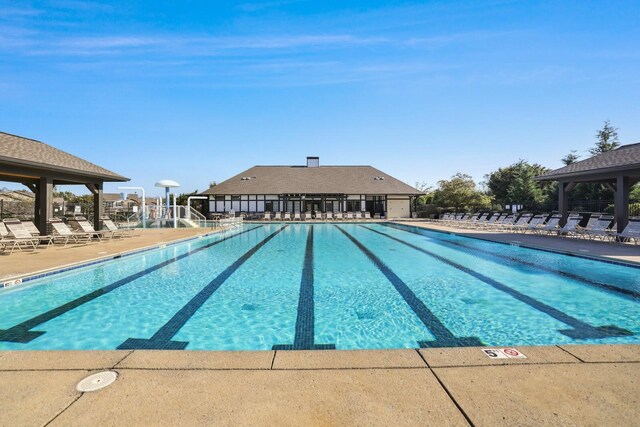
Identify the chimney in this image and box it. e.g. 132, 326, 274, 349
306, 156, 319, 167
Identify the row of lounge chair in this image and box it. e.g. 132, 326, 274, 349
263, 212, 374, 221
0, 216, 137, 254
436, 212, 640, 244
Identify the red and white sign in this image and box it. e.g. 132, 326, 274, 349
502, 348, 526, 358
482, 348, 527, 359
2, 278, 23, 288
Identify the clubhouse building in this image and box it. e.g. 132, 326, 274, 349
201, 157, 422, 218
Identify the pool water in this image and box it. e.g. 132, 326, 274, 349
0, 223, 638, 350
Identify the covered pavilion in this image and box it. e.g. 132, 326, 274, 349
0, 132, 129, 233
536, 143, 640, 233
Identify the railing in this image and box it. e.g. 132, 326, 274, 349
217, 216, 244, 230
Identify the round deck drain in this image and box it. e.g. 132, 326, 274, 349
76, 371, 118, 392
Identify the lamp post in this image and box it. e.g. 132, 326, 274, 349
118, 186, 146, 229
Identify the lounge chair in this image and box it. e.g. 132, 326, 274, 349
346, 212, 354, 220
504, 213, 532, 232
473, 213, 492, 228
532, 214, 562, 234
274, 212, 283, 221
452, 213, 471, 228
579, 215, 615, 241
100, 216, 134, 238
0, 221, 38, 254
556, 215, 583, 237
293, 212, 301, 221
263, 212, 271, 221
611, 219, 640, 244
363, 212, 371, 220
283, 212, 291, 221
49, 218, 93, 245
457, 213, 470, 222
16, 220, 55, 245
461, 213, 486, 229
480, 213, 503, 229
490, 214, 513, 229
2, 218, 41, 250
0, 226, 22, 254
574, 215, 600, 239
519, 214, 545, 233
73, 216, 114, 242
438, 213, 451, 223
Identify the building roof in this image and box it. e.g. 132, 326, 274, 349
0, 189, 35, 202
536, 143, 640, 181
201, 165, 422, 196
0, 131, 128, 182
103, 193, 124, 202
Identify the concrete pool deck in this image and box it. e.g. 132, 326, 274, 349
0, 345, 638, 426
0, 227, 217, 282
1, 223, 638, 425
392, 220, 640, 265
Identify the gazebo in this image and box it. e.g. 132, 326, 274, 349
0, 132, 129, 233
536, 143, 640, 233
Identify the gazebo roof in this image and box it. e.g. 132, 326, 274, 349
536, 143, 640, 181
0, 131, 128, 184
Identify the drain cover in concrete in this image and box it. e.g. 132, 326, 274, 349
76, 371, 118, 392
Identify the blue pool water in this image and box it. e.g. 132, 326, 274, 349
0, 223, 638, 350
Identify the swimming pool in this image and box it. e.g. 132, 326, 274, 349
0, 223, 638, 350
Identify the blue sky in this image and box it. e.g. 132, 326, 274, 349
1, 0, 639, 196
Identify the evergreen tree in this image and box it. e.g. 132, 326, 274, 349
507, 166, 544, 205
561, 150, 580, 165
590, 120, 620, 155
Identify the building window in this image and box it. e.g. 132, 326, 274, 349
346, 200, 360, 212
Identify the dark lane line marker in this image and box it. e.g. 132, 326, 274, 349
335, 226, 483, 348
118, 225, 289, 350
0, 226, 264, 343
383, 223, 639, 301
359, 225, 633, 340
273, 226, 335, 350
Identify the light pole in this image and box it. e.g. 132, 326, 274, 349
118, 186, 146, 229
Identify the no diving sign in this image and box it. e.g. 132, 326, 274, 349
482, 348, 527, 359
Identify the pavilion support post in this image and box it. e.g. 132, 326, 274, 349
86, 183, 104, 230
558, 182, 568, 226
614, 175, 630, 235
35, 177, 53, 234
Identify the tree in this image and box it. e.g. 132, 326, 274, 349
631, 184, 640, 200
176, 190, 200, 206
561, 150, 580, 165
432, 173, 491, 212
507, 166, 544, 205
590, 120, 620, 155
414, 181, 433, 206
485, 160, 553, 207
